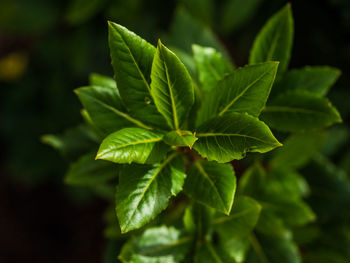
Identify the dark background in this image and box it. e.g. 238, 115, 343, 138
1, 0, 350, 262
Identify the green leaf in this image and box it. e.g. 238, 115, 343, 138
65, 153, 117, 186
221, 237, 250, 263
261, 91, 342, 132
183, 202, 215, 237
119, 226, 192, 263
246, 233, 301, 263
192, 44, 234, 92
178, 0, 214, 26
164, 130, 198, 148
196, 62, 279, 126
75, 86, 152, 133
184, 160, 236, 214
238, 164, 266, 198
194, 112, 281, 163
96, 128, 169, 164
249, 4, 293, 75
166, 8, 229, 58
108, 22, 167, 129
151, 40, 194, 130
89, 73, 116, 89
214, 196, 261, 240
195, 240, 234, 263
270, 131, 326, 170
41, 125, 97, 159
116, 153, 186, 233
220, 0, 262, 33
274, 66, 341, 96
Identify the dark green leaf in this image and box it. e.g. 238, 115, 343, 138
214, 196, 261, 240
261, 91, 342, 132
184, 160, 236, 214
194, 113, 281, 163
151, 40, 194, 130
274, 66, 341, 96
249, 4, 293, 75
220, 0, 262, 33
192, 44, 234, 92
183, 202, 215, 237
65, 152, 118, 186
119, 226, 192, 263
116, 153, 186, 233
164, 130, 198, 148
238, 163, 266, 198
195, 240, 234, 263
96, 128, 169, 164
270, 131, 326, 169
65, 0, 104, 25
197, 62, 278, 125
108, 22, 167, 129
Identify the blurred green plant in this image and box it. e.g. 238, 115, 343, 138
42, 4, 350, 263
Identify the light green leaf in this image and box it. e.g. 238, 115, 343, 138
261, 91, 342, 132
119, 226, 192, 263
108, 22, 167, 129
194, 112, 281, 163
89, 73, 116, 89
184, 160, 236, 214
249, 4, 293, 75
150, 40, 194, 130
220, 0, 262, 33
214, 196, 261, 240
221, 237, 250, 263
270, 131, 326, 170
65, 153, 117, 186
116, 153, 186, 233
192, 44, 234, 92
75, 86, 152, 133
96, 128, 169, 164
273, 66, 341, 96
196, 62, 279, 126
164, 130, 198, 148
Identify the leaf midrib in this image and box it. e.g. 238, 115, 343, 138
194, 161, 228, 213
141, 236, 192, 256
81, 91, 153, 130
218, 70, 270, 116
122, 152, 179, 232
100, 137, 162, 155
115, 25, 153, 94
196, 132, 278, 146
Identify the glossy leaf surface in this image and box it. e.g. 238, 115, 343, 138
194, 113, 281, 163
116, 153, 186, 233
197, 62, 278, 125
151, 41, 194, 130
96, 128, 169, 164
108, 22, 167, 129
164, 130, 198, 148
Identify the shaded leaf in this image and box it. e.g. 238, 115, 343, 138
274, 66, 341, 96
65, 152, 118, 186
89, 73, 116, 89
261, 91, 342, 132
195, 240, 234, 263
184, 160, 236, 214
119, 226, 192, 263
192, 44, 233, 92
249, 4, 293, 75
